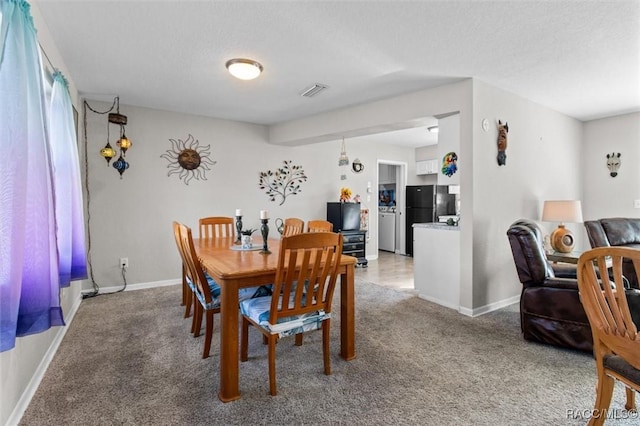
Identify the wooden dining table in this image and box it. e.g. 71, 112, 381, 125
195, 236, 357, 402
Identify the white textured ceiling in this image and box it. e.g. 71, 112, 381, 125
34, 0, 639, 146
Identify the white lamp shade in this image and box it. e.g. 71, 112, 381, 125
226, 58, 263, 80
541, 200, 583, 223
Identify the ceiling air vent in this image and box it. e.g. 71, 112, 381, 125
300, 83, 328, 98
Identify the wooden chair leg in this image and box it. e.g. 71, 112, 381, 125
180, 266, 187, 307
190, 300, 198, 334
268, 335, 277, 396
295, 333, 303, 346
193, 303, 203, 337
184, 287, 193, 318
322, 320, 331, 375
202, 310, 214, 359
241, 317, 249, 362
589, 372, 615, 426
625, 386, 637, 412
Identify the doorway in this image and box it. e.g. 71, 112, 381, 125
377, 160, 407, 256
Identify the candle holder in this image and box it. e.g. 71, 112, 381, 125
235, 215, 243, 245
259, 218, 271, 254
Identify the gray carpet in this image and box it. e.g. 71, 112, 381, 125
20, 280, 638, 425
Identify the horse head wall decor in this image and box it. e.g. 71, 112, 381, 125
496, 120, 508, 166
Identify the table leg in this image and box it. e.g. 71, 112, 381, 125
340, 265, 356, 360
218, 279, 241, 402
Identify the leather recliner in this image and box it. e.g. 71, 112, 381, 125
507, 219, 594, 352
507, 219, 640, 353
584, 218, 640, 289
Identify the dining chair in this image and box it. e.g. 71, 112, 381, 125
240, 232, 344, 395
199, 216, 235, 239
172, 221, 192, 318
282, 217, 304, 236
306, 219, 333, 233
176, 223, 222, 358
577, 247, 640, 425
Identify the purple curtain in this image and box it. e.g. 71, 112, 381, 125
50, 71, 88, 286
0, 0, 64, 352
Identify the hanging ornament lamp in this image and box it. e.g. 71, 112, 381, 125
338, 138, 349, 166
100, 142, 116, 165
113, 154, 130, 178
117, 131, 132, 155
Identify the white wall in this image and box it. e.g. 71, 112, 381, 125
1, 3, 82, 425
471, 80, 583, 311
582, 112, 640, 223
82, 102, 417, 288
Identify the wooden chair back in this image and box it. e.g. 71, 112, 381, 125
269, 232, 343, 324
307, 220, 333, 233
178, 223, 214, 306
199, 216, 234, 239
282, 217, 304, 237
173, 221, 189, 310
577, 247, 640, 421
578, 247, 640, 369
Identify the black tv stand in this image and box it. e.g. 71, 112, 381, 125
341, 230, 368, 267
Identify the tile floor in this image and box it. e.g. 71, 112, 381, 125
355, 250, 416, 293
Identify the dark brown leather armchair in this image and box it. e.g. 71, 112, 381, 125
584, 218, 640, 289
507, 219, 593, 352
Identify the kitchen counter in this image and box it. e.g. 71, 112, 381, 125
413, 224, 460, 311
413, 223, 459, 231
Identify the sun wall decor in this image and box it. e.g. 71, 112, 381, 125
161, 134, 216, 185
259, 160, 307, 205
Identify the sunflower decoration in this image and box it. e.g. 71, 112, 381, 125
340, 187, 352, 202
161, 134, 217, 185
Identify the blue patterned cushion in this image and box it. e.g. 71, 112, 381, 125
188, 273, 272, 310
187, 274, 221, 310
239, 295, 330, 338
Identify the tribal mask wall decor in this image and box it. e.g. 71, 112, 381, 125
606, 152, 621, 177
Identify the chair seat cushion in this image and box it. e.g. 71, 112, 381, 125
240, 296, 330, 338
604, 354, 640, 386
187, 273, 221, 310
188, 274, 272, 310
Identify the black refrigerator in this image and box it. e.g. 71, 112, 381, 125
405, 185, 456, 256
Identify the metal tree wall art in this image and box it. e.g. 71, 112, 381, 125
259, 160, 307, 205
161, 134, 216, 185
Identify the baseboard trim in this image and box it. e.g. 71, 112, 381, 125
460, 295, 520, 317
82, 278, 180, 296
417, 294, 519, 318
417, 293, 457, 311
7, 292, 83, 426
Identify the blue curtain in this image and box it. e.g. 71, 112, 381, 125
0, 0, 66, 352
50, 71, 88, 287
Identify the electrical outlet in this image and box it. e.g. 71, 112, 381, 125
634, 200, 640, 209
120, 257, 129, 269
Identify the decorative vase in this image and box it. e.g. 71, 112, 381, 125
241, 235, 253, 249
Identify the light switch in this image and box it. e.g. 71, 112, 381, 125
634, 200, 640, 209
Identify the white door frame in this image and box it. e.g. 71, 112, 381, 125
377, 160, 407, 256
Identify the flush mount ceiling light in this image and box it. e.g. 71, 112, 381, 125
427, 126, 439, 133
225, 58, 263, 80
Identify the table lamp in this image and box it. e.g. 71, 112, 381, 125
541, 200, 583, 253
